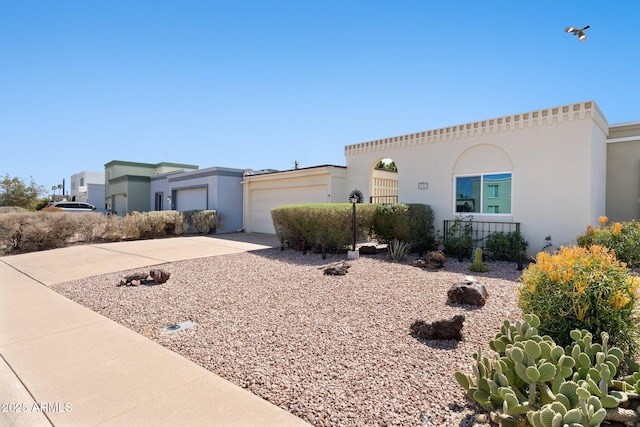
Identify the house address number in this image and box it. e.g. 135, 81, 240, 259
417, 182, 429, 190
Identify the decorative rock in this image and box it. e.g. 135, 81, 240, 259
358, 245, 378, 255
410, 315, 465, 341
447, 276, 488, 306
324, 262, 351, 276
412, 259, 427, 268
118, 269, 171, 286
413, 251, 448, 269
426, 250, 448, 268
118, 272, 149, 287
150, 268, 171, 284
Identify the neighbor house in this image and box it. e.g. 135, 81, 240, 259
104, 160, 198, 214
70, 171, 105, 208
606, 120, 640, 222
241, 165, 347, 234
150, 166, 245, 233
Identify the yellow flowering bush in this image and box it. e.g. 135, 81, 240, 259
577, 218, 640, 267
518, 245, 640, 355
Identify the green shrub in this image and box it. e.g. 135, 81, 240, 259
272, 203, 434, 257
271, 203, 378, 253
33, 198, 52, 211
314, 207, 354, 254
371, 203, 435, 252
518, 245, 640, 356
485, 230, 529, 261
577, 217, 640, 268
387, 239, 411, 261
440, 215, 477, 259
271, 205, 317, 250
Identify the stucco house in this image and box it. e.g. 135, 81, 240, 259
70, 171, 105, 208
98, 100, 639, 252
606, 120, 640, 222
150, 166, 245, 233
344, 100, 640, 254
104, 160, 198, 214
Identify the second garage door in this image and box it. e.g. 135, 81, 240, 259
176, 187, 207, 211
251, 185, 327, 234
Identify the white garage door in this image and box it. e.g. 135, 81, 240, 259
176, 187, 207, 211
251, 185, 327, 234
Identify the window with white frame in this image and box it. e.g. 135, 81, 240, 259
487, 184, 498, 198
455, 173, 512, 214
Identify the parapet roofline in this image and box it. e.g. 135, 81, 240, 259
245, 164, 346, 176
345, 100, 608, 155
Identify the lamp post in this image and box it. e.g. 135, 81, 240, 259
350, 196, 358, 252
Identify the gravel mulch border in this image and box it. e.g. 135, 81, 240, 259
51, 248, 525, 426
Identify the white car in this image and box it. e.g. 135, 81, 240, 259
44, 201, 96, 212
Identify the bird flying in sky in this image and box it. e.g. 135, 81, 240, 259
565, 25, 590, 42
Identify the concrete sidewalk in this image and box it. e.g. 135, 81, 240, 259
0, 233, 310, 427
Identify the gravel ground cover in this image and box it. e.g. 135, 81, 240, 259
51, 248, 525, 427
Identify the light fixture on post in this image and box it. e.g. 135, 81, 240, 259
350, 196, 357, 251
347, 196, 359, 260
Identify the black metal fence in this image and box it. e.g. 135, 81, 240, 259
443, 219, 521, 249
369, 195, 399, 204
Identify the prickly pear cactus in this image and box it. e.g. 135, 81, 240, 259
455, 314, 634, 426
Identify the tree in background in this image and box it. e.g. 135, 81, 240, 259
375, 159, 397, 171
0, 174, 46, 210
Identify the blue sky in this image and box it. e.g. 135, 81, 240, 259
1, 0, 638, 193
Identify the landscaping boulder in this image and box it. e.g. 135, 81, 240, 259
150, 268, 171, 284
324, 262, 351, 276
413, 250, 448, 269
118, 272, 148, 287
358, 245, 378, 255
118, 269, 171, 286
410, 315, 465, 341
447, 276, 488, 306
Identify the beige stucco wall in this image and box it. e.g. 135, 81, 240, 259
606, 121, 640, 221
345, 101, 609, 254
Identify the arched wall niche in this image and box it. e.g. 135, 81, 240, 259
453, 144, 513, 175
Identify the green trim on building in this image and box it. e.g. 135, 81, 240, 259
104, 160, 199, 170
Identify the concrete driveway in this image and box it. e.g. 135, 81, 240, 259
0, 233, 310, 427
